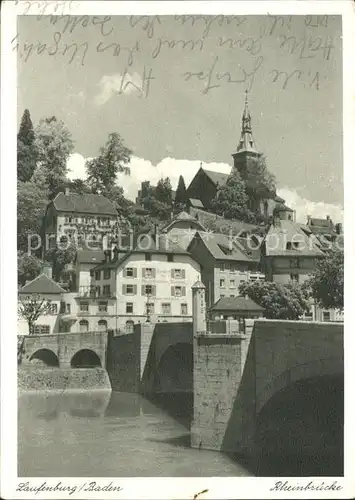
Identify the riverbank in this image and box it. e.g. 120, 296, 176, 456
18, 367, 112, 393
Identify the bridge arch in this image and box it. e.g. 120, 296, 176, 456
29, 348, 59, 367
70, 349, 102, 368
155, 342, 193, 393
256, 356, 344, 415
255, 372, 344, 476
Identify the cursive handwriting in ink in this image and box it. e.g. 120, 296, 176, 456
183, 55, 264, 94
270, 68, 320, 90
129, 15, 162, 39
96, 40, 140, 67
151, 36, 205, 59
115, 66, 155, 99
174, 15, 247, 38
278, 33, 334, 61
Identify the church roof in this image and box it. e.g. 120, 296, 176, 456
234, 91, 260, 155
19, 274, 66, 295
202, 169, 229, 187
188, 198, 204, 208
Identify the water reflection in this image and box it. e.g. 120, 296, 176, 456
18, 390, 253, 478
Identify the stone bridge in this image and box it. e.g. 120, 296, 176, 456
191, 319, 344, 469
20, 332, 108, 369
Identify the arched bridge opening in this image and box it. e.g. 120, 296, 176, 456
151, 342, 193, 428
29, 349, 59, 367
255, 374, 344, 477
70, 349, 102, 369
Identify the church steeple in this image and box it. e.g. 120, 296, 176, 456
236, 90, 258, 153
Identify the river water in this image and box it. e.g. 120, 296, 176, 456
18, 391, 253, 477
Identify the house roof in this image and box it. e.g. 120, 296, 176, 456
188, 198, 204, 208
161, 210, 207, 233
53, 192, 118, 215
76, 250, 105, 265
210, 296, 265, 312
19, 273, 66, 295
189, 207, 264, 236
190, 231, 257, 262
265, 220, 324, 257
307, 217, 337, 236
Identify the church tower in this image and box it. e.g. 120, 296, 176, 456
232, 91, 261, 179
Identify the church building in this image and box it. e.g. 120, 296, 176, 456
178, 92, 292, 222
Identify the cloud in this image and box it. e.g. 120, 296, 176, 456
94, 73, 142, 105
66, 153, 343, 223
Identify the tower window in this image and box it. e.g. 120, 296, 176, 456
250, 141, 253, 147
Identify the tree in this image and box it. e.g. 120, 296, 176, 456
17, 180, 48, 252
86, 132, 132, 195
245, 154, 276, 199
175, 175, 187, 206
18, 251, 44, 286
45, 245, 77, 282
34, 116, 74, 197
18, 294, 52, 335
305, 249, 344, 310
17, 109, 37, 182
239, 280, 310, 320
210, 171, 256, 222
67, 178, 92, 195
155, 177, 173, 206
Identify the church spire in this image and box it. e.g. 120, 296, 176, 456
236, 90, 258, 153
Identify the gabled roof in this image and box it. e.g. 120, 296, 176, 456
161, 211, 207, 233
76, 250, 105, 265
189, 207, 264, 236
264, 220, 324, 257
19, 274, 66, 295
52, 192, 118, 215
210, 296, 265, 312
202, 169, 229, 187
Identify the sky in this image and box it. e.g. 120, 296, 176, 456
17, 14, 343, 222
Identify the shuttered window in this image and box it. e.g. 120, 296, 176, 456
141, 284, 156, 296
171, 269, 186, 279
171, 286, 186, 297
122, 284, 137, 295
124, 267, 137, 278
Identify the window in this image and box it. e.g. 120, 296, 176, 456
34, 325, 50, 335
96, 286, 101, 297
167, 254, 174, 262
290, 258, 300, 268
145, 284, 153, 295
79, 320, 89, 333
287, 242, 300, 251
230, 280, 235, 288
104, 269, 111, 280
145, 253, 151, 261
220, 279, 225, 288
126, 302, 133, 314
220, 263, 225, 271
125, 284, 135, 295
146, 303, 155, 314
49, 303, 58, 314
290, 274, 299, 283
220, 294, 225, 299
98, 301, 108, 312
95, 271, 101, 280
143, 268, 154, 278
171, 286, 186, 297
126, 320, 134, 333
323, 311, 331, 322
66, 303, 71, 314
172, 269, 185, 279
103, 285, 111, 296
161, 303, 171, 314
181, 303, 188, 315
80, 302, 89, 312
304, 313, 313, 321
126, 267, 134, 277
98, 319, 107, 332
230, 294, 235, 298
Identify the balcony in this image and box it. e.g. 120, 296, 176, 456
75, 287, 115, 300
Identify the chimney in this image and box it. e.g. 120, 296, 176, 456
65, 187, 70, 196
42, 264, 52, 279
104, 250, 111, 263
326, 215, 330, 221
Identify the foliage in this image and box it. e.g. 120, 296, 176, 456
18, 294, 52, 335
239, 280, 310, 320
34, 116, 74, 197
142, 195, 171, 220
67, 178, 92, 195
175, 175, 187, 206
86, 132, 132, 195
244, 154, 276, 199
305, 249, 344, 310
17, 109, 37, 182
17, 180, 49, 252
18, 251, 44, 286
210, 171, 256, 222
45, 245, 77, 282
155, 177, 173, 206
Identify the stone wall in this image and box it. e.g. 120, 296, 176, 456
18, 367, 111, 392
106, 331, 141, 392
